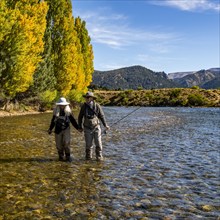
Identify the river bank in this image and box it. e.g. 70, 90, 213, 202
0, 88, 219, 118
0, 110, 52, 118
95, 88, 220, 107
0, 110, 37, 117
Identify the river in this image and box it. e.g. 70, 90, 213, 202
0, 107, 219, 219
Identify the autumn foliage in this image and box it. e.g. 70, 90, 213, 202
0, 0, 94, 103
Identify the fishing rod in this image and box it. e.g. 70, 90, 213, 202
109, 106, 142, 127
103, 106, 142, 134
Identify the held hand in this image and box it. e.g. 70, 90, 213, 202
48, 129, 52, 135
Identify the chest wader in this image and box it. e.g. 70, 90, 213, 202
84, 123, 103, 161
55, 115, 71, 162
84, 105, 103, 161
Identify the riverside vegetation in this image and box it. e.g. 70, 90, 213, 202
1, 87, 219, 116
95, 87, 220, 107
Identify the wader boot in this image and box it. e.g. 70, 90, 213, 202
96, 147, 103, 161
58, 152, 65, 161
66, 153, 72, 162
85, 149, 92, 160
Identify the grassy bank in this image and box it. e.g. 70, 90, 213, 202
1, 88, 219, 116
95, 88, 220, 107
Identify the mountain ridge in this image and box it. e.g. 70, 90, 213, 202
172, 69, 220, 89
91, 66, 220, 90
91, 65, 178, 90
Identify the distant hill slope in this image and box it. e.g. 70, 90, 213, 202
168, 71, 196, 79
173, 68, 220, 89
91, 65, 178, 90
201, 77, 220, 89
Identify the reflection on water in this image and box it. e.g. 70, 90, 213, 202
0, 107, 219, 219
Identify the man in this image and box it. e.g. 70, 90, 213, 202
78, 92, 110, 161
48, 97, 79, 162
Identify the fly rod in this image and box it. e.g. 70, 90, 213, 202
109, 106, 142, 127
103, 106, 142, 134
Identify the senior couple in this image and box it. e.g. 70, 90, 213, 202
48, 92, 109, 162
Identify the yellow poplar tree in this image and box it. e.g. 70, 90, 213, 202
74, 34, 85, 91
74, 17, 94, 90
68, 16, 94, 102
0, 0, 48, 98
46, 0, 78, 97
67, 36, 85, 102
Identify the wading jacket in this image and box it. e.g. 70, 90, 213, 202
78, 101, 107, 130
49, 108, 78, 134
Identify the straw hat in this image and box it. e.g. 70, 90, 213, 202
56, 97, 70, 105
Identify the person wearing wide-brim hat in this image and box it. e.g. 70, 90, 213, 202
48, 97, 79, 162
78, 91, 110, 161
82, 91, 97, 99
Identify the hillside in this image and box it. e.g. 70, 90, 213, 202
168, 71, 196, 79
91, 66, 220, 90
91, 65, 178, 90
173, 69, 220, 89
202, 77, 220, 89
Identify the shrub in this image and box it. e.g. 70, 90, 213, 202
169, 88, 181, 98
119, 91, 127, 98
68, 89, 84, 103
191, 86, 200, 89
122, 97, 129, 106
187, 93, 207, 106
39, 90, 57, 110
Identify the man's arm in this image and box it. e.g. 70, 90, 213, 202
96, 103, 108, 127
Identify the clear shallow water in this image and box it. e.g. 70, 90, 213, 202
0, 107, 219, 219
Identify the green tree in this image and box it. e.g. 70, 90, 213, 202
31, 26, 56, 94
31, 26, 57, 109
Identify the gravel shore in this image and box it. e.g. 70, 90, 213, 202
0, 110, 49, 117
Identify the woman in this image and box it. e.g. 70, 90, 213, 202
48, 97, 79, 162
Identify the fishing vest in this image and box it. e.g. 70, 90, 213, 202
54, 107, 70, 130
83, 102, 99, 129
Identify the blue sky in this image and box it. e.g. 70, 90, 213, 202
72, 0, 220, 73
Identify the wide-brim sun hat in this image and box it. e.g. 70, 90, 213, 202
56, 97, 70, 105
83, 92, 96, 99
